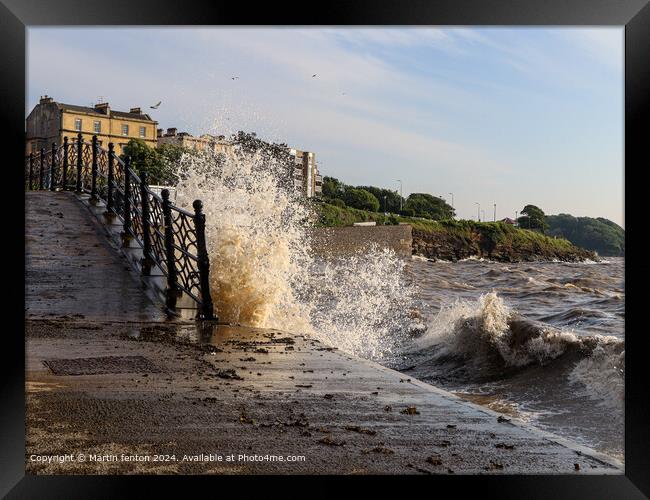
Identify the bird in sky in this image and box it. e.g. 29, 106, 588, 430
312, 74, 317, 78
150, 101, 161, 109
231, 76, 239, 80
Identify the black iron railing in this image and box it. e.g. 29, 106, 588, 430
25, 134, 216, 320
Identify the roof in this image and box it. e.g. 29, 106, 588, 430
56, 102, 155, 122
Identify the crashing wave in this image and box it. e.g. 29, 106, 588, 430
414, 292, 624, 398
173, 147, 416, 360
569, 345, 625, 409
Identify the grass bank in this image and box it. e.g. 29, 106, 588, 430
314, 202, 595, 262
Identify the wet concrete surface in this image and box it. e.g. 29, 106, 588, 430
26, 319, 623, 475
25, 192, 165, 322
24, 192, 623, 474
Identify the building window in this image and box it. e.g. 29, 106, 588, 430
121, 124, 129, 136
139, 126, 146, 138
93, 121, 101, 133
74, 118, 82, 131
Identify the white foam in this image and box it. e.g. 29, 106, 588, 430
416, 291, 622, 369
569, 344, 625, 409
173, 148, 416, 360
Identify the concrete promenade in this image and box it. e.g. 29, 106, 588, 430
25, 192, 622, 474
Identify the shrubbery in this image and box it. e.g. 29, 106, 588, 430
121, 139, 191, 185
546, 214, 624, 256
343, 188, 380, 212
321, 176, 454, 220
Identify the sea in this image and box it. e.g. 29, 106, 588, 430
393, 256, 625, 461
172, 148, 625, 463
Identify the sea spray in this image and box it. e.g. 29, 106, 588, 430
303, 248, 418, 358
174, 147, 312, 330
172, 146, 416, 359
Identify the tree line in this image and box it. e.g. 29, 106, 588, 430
321, 176, 455, 221
121, 137, 623, 256
516, 204, 624, 256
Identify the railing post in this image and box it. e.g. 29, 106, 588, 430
62, 137, 68, 190
75, 133, 83, 193
162, 189, 181, 312
140, 171, 153, 276
49, 142, 57, 191
90, 135, 99, 204
193, 200, 216, 320
39, 148, 45, 190
121, 157, 133, 246
104, 142, 115, 218
28, 153, 34, 190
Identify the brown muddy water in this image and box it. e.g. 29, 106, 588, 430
390, 256, 624, 461
170, 150, 624, 463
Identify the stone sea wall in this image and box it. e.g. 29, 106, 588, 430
308, 225, 413, 257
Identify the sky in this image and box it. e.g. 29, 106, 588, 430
27, 27, 624, 225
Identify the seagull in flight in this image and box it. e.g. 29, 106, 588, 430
231, 76, 239, 80
150, 101, 161, 109
312, 74, 317, 78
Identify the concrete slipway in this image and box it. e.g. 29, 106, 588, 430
24, 192, 623, 474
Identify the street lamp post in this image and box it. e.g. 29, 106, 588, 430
475, 202, 480, 222
396, 179, 403, 212
493, 203, 496, 222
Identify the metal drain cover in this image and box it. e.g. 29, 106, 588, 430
43, 355, 160, 375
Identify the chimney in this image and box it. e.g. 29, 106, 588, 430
157, 128, 163, 138
39, 95, 53, 104
94, 102, 110, 116
129, 107, 141, 114
166, 127, 177, 136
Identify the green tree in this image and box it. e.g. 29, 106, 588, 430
546, 214, 624, 256
357, 185, 404, 213
322, 176, 346, 200
343, 188, 380, 212
121, 139, 195, 185
404, 193, 454, 220
519, 204, 549, 233
121, 139, 166, 184
157, 143, 187, 166
231, 131, 292, 164
230, 131, 300, 193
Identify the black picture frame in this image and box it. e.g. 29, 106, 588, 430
2, 0, 647, 497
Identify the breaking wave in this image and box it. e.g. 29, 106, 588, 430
173, 147, 415, 359
167, 142, 623, 459
569, 344, 625, 410
412, 292, 624, 404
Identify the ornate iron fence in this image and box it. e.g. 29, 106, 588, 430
25, 133, 216, 320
